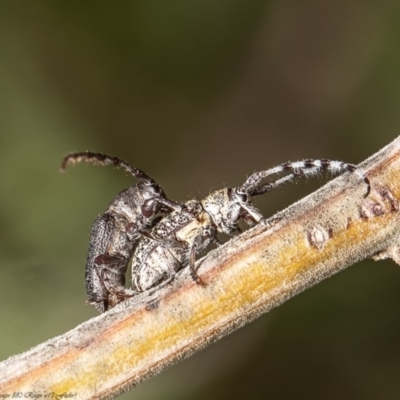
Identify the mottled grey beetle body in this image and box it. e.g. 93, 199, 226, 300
62, 152, 181, 313
64, 154, 370, 313
85, 184, 163, 312
128, 159, 370, 299
131, 200, 216, 291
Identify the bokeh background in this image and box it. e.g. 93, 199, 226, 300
1, 1, 400, 399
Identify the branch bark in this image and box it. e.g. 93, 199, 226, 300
2, 136, 400, 399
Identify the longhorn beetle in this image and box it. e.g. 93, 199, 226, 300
87, 159, 370, 308
61, 151, 182, 312
124, 159, 370, 299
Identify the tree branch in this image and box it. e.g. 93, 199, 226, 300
1, 136, 400, 399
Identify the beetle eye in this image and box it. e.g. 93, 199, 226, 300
235, 191, 248, 203
125, 223, 136, 234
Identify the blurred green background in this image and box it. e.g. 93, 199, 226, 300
1, 1, 400, 399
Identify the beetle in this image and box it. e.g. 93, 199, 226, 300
61, 151, 182, 312
127, 159, 370, 296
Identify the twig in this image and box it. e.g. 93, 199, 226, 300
1, 136, 400, 399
